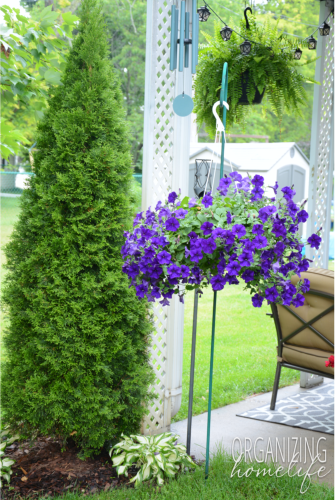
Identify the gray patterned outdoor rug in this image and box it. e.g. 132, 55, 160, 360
237, 382, 334, 435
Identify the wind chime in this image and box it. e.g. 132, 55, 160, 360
169, 0, 199, 117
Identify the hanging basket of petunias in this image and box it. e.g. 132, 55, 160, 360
121, 172, 321, 308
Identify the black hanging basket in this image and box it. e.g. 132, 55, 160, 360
238, 70, 266, 105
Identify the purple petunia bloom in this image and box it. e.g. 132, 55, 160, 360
167, 264, 181, 279
258, 205, 277, 223
188, 198, 197, 208
252, 294, 264, 308
160, 297, 170, 306
300, 278, 310, 293
201, 238, 217, 254
133, 211, 144, 226
144, 247, 156, 259
188, 231, 198, 239
226, 260, 241, 276
168, 191, 178, 204
251, 186, 264, 201
253, 235, 268, 249
232, 224, 246, 239
252, 224, 264, 235
212, 228, 226, 239
157, 250, 172, 265
202, 193, 213, 208
252, 174, 264, 187
141, 227, 154, 239
210, 275, 226, 291
180, 265, 190, 278
229, 172, 243, 182
272, 222, 287, 238
237, 177, 251, 192
289, 224, 298, 234
150, 286, 161, 299
155, 201, 162, 211
265, 286, 279, 302
298, 259, 309, 273
226, 211, 232, 224
292, 294, 305, 307
127, 263, 140, 278
151, 266, 163, 280
190, 248, 203, 263
297, 210, 309, 223
219, 177, 232, 189
165, 217, 180, 231
158, 207, 171, 222
174, 208, 188, 219
307, 233, 321, 249
201, 221, 214, 236
270, 181, 279, 195
274, 241, 285, 257
242, 269, 255, 282
281, 186, 296, 201
135, 283, 148, 299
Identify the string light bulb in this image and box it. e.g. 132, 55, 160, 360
240, 40, 252, 56
220, 26, 233, 41
293, 48, 302, 60
319, 22, 330, 36
307, 35, 317, 50
197, 6, 211, 22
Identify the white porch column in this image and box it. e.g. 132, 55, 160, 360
141, 0, 193, 433
301, 0, 334, 389
306, 1, 334, 268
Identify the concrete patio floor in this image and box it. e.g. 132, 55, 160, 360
171, 381, 334, 487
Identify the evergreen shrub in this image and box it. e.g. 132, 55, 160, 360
1, 0, 154, 457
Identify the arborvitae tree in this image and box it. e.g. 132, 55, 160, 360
2, 0, 154, 456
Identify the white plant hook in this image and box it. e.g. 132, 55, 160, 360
207, 100, 230, 195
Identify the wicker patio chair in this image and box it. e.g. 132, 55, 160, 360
269, 268, 334, 410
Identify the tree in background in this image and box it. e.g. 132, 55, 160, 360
0, 4, 78, 160
2, 0, 154, 456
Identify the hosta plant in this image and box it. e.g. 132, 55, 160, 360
109, 432, 196, 487
0, 429, 18, 487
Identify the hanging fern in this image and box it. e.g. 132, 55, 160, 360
193, 15, 319, 136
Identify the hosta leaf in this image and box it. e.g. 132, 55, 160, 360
142, 464, 151, 480
116, 465, 127, 476
2, 459, 14, 467
112, 453, 126, 466
132, 435, 149, 445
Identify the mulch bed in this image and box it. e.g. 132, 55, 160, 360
2, 436, 139, 499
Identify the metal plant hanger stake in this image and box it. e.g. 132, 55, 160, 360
186, 63, 229, 482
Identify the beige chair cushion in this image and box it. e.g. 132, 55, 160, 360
277, 268, 334, 352
282, 344, 334, 376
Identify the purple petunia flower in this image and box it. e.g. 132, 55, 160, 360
188, 198, 197, 208
133, 211, 144, 226
307, 233, 321, 249
212, 228, 226, 239
157, 250, 172, 265
241, 269, 255, 282
252, 294, 264, 308
297, 210, 309, 223
165, 217, 180, 231
226, 211, 232, 224
158, 207, 171, 222
252, 224, 264, 235
202, 193, 213, 208
210, 275, 226, 291
127, 263, 140, 278
180, 265, 190, 278
226, 260, 241, 276
155, 201, 163, 211
251, 186, 264, 201
229, 172, 243, 182
292, 294, 305, 307
150, 286, 161, 299
201, 238, 217, 254
168, 191, 178, 204
237, 177, 251, 192
144, 247, 156, 259
272, 222, 287, 238
274, 242, 285, 257
253, 235, 268, 249
270, 181, 279, 195
258, 205, 277, 223
219, 177, 232, 189
252, 174, 264, 187
281, 186, 296, 201
190, 248, 203, 263
160, 297, 170, 306
265, 286, 279, 302
188, 231, 198, 239
174, 208, 188, 219
141, 227, 154, 239
135, 283, 148, 299
298, 259, 309, 273
300, 278, 310, 293
167, 264, 181, 279
201, 221, 214, 236
232, 224, 246, 239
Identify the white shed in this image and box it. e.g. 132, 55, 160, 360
189, 142, 310, 204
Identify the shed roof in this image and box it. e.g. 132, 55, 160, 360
189, 142, 309, 172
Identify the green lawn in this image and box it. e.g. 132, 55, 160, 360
0, 197, 22, 363
48, 448, 333, 500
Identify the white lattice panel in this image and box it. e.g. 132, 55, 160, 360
307, 6, 334, 269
